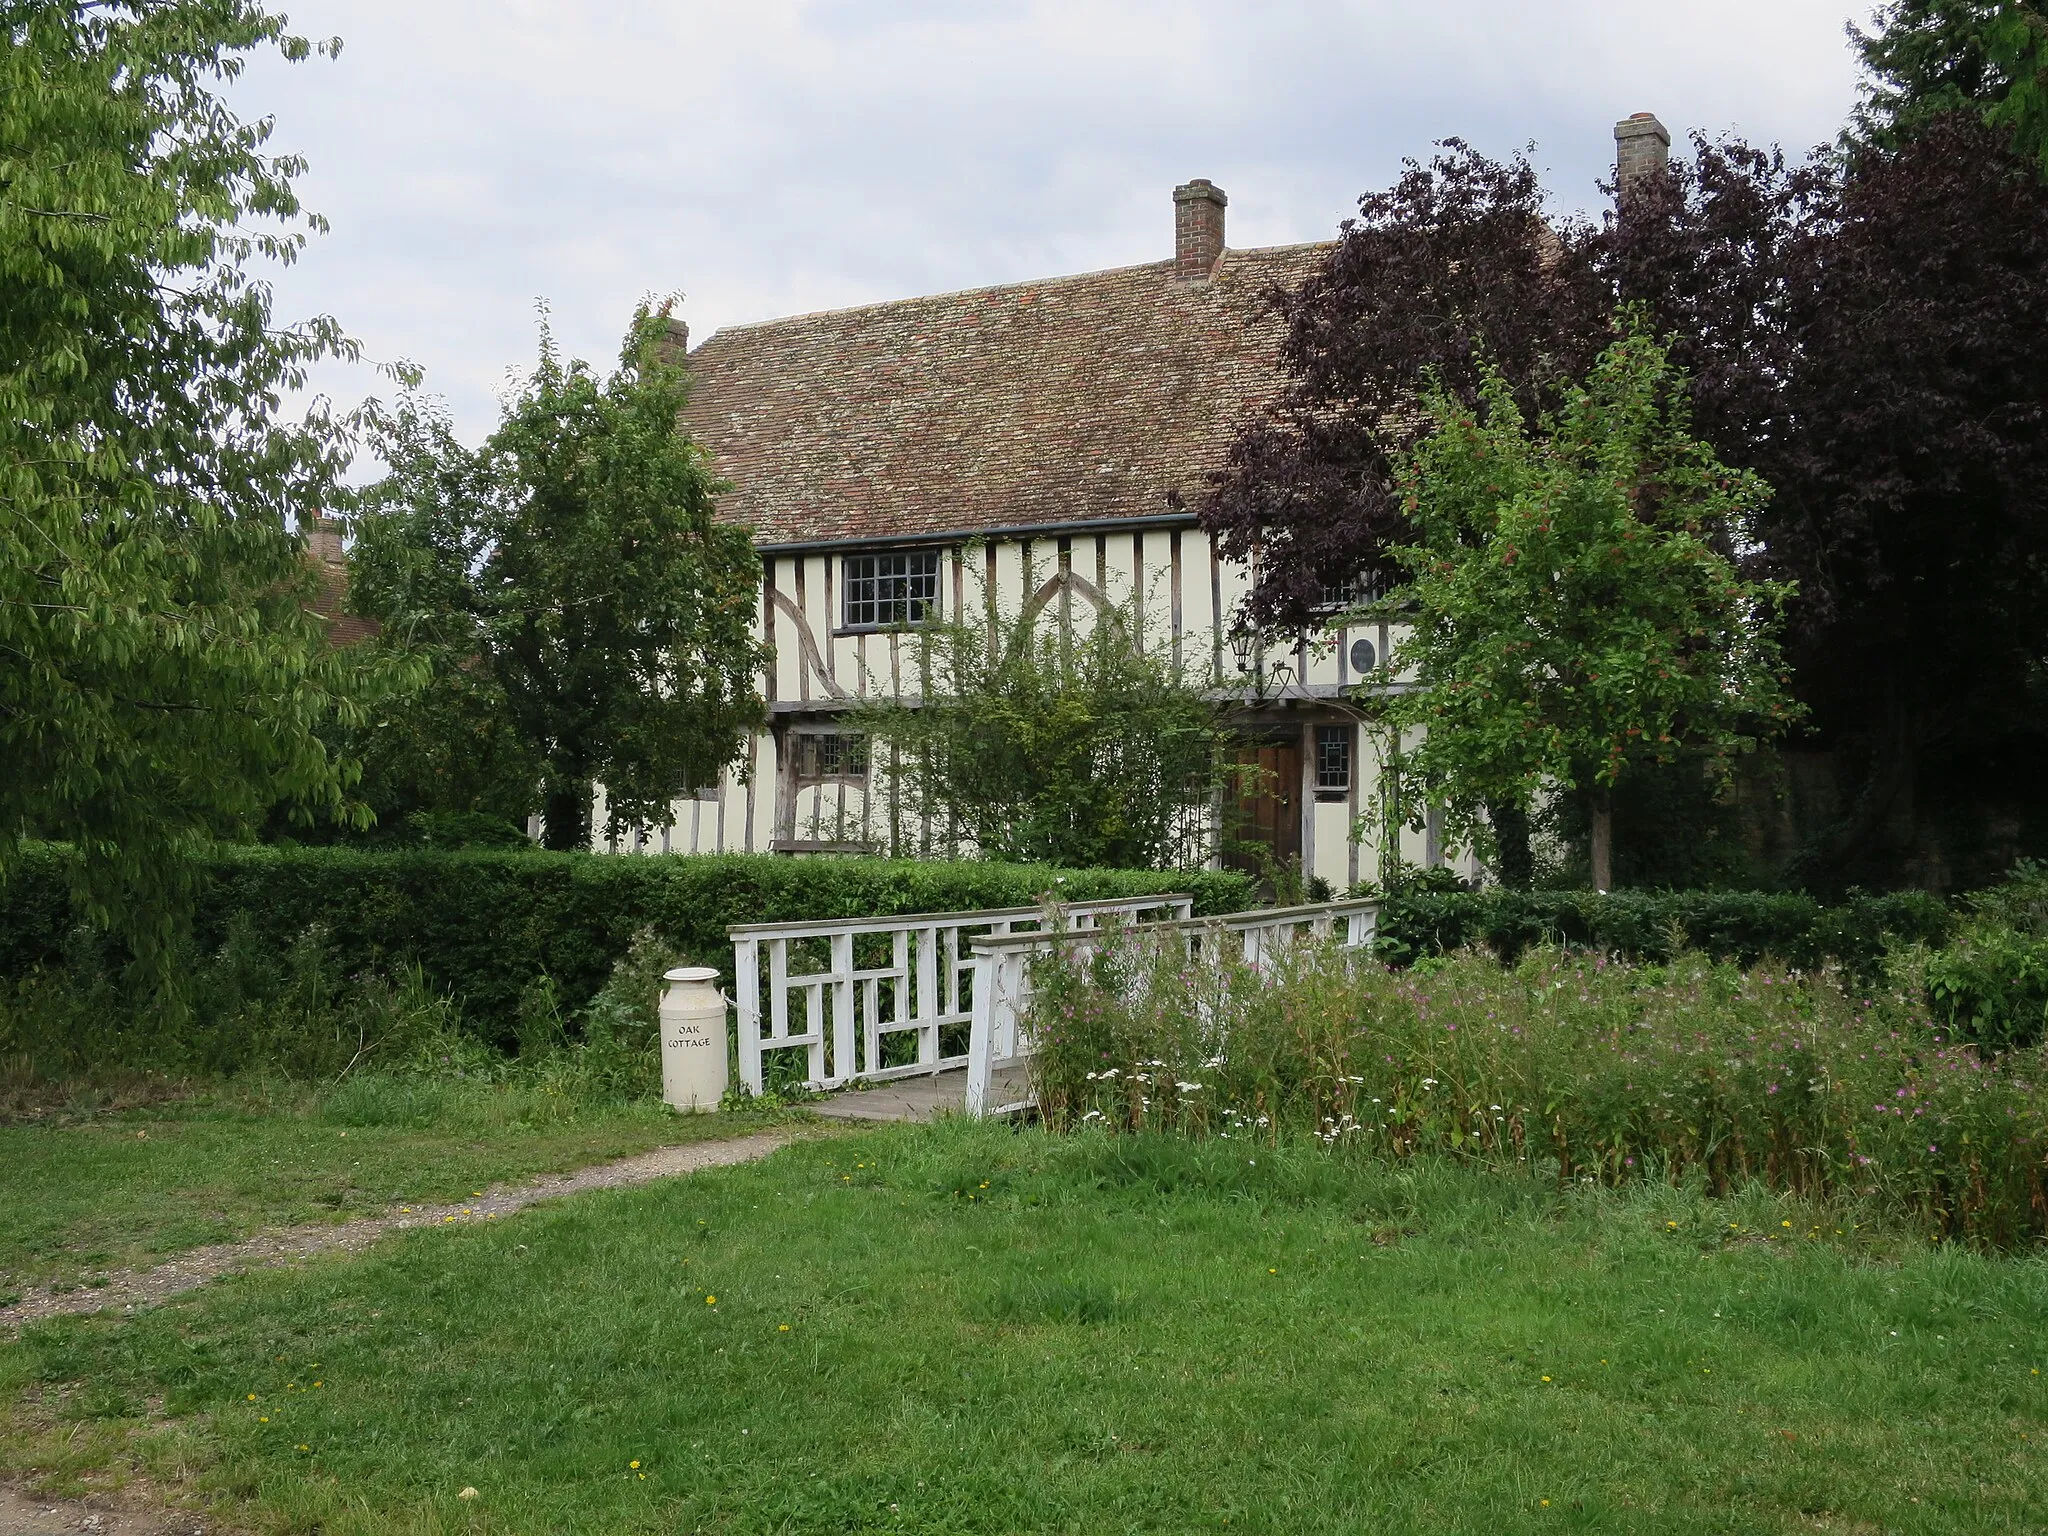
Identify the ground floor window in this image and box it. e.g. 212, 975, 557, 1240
1315, 723, 1353, 796
790, 731, 869, 780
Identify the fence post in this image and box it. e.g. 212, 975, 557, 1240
830, 931, 856, 1086
965, 947, 995, 1116
734, 938, 763, 1097
915, 924, 939, 1067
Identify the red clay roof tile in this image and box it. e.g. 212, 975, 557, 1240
682, 244, 1327, 548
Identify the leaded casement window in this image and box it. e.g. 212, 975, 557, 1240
842, 550, 941, 629
1314, 569, 1386, 617
1315, 723, 1353, 796
790, 731, 869, 780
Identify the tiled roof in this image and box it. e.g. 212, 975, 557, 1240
682, 243, 1327, 548
304, 520, 381, 647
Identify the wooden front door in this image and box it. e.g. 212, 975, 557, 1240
1224, 736, 1304, 877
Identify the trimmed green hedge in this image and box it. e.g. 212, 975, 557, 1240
0, 843, 1253, 1032
1375, 887, 1953, 974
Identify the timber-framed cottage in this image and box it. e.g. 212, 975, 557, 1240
601, 135, 1707, 881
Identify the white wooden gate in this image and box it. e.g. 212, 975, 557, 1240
964, 898, 1379, 1117
727, 894, 1193, 1095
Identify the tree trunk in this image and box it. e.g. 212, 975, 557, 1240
1590, 786, 1614, 893
1486, 798, 1534, 889
542, 783, 592, 852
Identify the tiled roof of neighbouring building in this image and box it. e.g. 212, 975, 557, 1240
305, 517, 381, 648
681, 241, 1328, 548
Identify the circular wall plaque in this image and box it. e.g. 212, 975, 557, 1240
1349, 637, 1378, 674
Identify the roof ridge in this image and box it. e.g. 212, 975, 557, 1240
690, 239, 1331, 347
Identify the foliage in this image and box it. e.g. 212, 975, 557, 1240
1850, 0, 2048, 174
0, 842, 1253, 1051
1200, 140, 1609, 633
0, 0, 402, 952
1378, 323, 1798, 885
1031, 936, 2047, 1247
315, 575, 544, 846
2, 915, 683, 1111
1205, 112, 2048, 888
1923, 859, 2048, 1048
1370, 885, 1952, 974
348, 310, 767, 851
850, 577, 1240, 868
11, 1120, 2048, 1532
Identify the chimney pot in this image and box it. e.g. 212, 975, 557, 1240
1173, 178, 1227, 281
1614, 112, 1672, 199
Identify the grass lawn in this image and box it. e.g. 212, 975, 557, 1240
0, 1077, 771, 1292
5, 1121, 2046, 1533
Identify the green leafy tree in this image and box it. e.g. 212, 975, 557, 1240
349, 309, 768, 851
1851, 1, 2048, 173
0, 1, 393, 950
314, 395, 541, 846
1376, 321, 1799, 891
852, 569, 1237, 869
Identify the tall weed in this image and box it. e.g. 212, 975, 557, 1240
0, 922, 676, 1107
1029, 933, 2048, 1247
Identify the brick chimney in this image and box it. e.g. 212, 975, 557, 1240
655, 315, 689, 366
1173, 178, 1227, 281
1614, 112, 1671, 198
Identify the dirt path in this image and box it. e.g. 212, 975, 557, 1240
1, 1130, 794, 1335
0, 1484, 211, 1536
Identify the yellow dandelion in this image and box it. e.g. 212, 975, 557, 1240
630, 1460, 640, 1469
1781, 1220, 1792, 1229
1666, 1221, 1677, 1229
259, 1417, 269, 1423
1541, 1375, 1551, 1383
246, 1394, 257, 1402
706, 1295, 717, 1305
779, 1324, 790, 1332
1540, 1499, 1550, 1507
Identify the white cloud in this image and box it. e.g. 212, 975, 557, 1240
230, 0, 1866, 459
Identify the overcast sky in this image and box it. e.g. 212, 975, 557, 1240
233, 0, 1872, 463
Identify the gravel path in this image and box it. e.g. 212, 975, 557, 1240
1, 1130, 794, 1335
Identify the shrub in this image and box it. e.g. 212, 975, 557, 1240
1029, 933, 2048, 1248
0, 843, 1252, 1039
1923, 861, 2048, 1050
1372, 886, 1950, 974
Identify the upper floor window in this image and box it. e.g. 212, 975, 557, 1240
1314, 569, 1386, 617
843, 550, 941, 629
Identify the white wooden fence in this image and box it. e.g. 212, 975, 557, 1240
964, 897, 1379, 1117
727, 894, 1193, 1095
